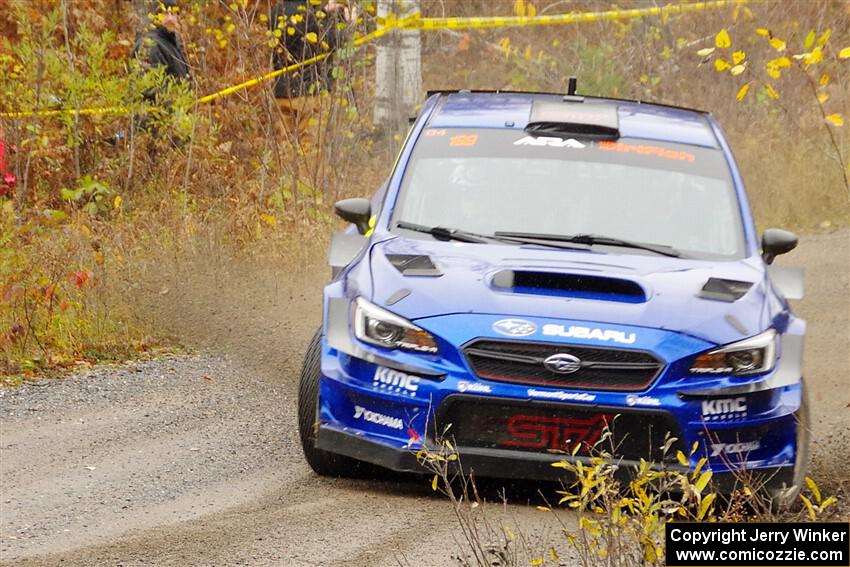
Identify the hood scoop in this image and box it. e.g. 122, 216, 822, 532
698, 277, 753, 302
386, 254, 442, 276
491, 270, 647, 303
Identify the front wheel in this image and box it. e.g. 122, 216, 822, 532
297, 328, 363, 477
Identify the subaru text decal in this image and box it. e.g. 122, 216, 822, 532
492, 318, 537, 337
542, 324, 636, 344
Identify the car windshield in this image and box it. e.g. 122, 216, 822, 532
391, 128, 746, 259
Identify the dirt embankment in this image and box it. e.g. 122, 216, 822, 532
1, 231, 848, 566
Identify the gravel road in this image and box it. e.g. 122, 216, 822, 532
1, 231, 848, 566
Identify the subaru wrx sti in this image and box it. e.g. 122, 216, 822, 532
297, 89, 808, 504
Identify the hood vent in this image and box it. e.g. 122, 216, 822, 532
492, 270, 646, 303
699, 278, 753, 302
386, 254, 442, 276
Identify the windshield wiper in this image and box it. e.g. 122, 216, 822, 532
397, 221, 594, 251
494, 231, 683, 258
396, 221, 496, 243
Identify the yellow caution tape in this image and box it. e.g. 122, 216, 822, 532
0, 106, 130, 119
0, 1, 750, 119
195, 23, 392, 105
403, 0, 749, 30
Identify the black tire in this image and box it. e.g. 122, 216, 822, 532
298, 328, 362, 477
769, 381, 810, 512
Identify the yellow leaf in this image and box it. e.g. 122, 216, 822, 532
819, 74, 829, 86
730, 64, 746, 76
113, 195, 122, 209
694, 470, 712, 494
431, 474, 438, 491
818, 92, 829, 104
526, 3, 536, 17
820, 495, 837, 510
755, 28, 769, 37
513, 0, 525, 17
715, 29, 731, 48
260, 214, 277, 226
816, 29, 831, 47
530, 558, 544, 566
498, 37, 511, 57
548, 548, 560, 561
676, 450, 688, 466
736, 82, 751, 101
644, 543, 658, 562
825, 114, 844, 127
773, 56, 791, 68
764, 83, 780, 100
305, 31, 318, 43
804, 46, 824, 65
805, 477, 821, 503
535, 506, 550, 512
800, 494, 816, 520
839, 47, 850, 59
769, 37, 786, 51
804, 30, 815, 49
697, 47, 715, 57
732, 50, 746, 64
714, 58, 731, 72
698, 492, 716, 520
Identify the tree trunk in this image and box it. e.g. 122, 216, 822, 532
373, 0, 422, 136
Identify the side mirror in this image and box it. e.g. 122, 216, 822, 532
762, 228, 798, 264
334, 198, 372, 235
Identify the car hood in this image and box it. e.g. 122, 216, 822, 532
366, 236, 775, 346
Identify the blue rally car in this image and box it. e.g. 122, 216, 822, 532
298, 88, 809, 504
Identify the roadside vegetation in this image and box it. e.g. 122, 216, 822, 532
419, 428, 840, 567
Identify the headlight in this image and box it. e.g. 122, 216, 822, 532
689, 329, 777, 375
352, 297, 438, 354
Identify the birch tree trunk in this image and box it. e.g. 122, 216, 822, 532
374, 0, 422, 135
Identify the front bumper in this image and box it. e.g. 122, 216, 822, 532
315, 345, 802, 491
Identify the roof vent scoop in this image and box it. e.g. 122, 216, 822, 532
492, 270, 647, 303
525, 100, 619, 139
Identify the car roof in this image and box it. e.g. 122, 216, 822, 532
425, 91, 720, 149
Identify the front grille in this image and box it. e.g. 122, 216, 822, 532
439, 397, 682, 462
463, 339, 663, 391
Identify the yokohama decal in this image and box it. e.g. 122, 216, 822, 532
499, 413, 613, 452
